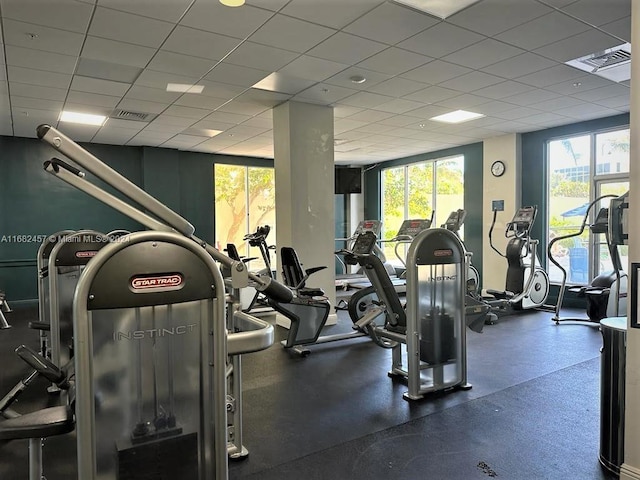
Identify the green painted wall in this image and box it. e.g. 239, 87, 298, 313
363, 142, 484, 281
0, 135, 274, 303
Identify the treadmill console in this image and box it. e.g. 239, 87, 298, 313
353, 220, 382, 237
395, 218, 431, 240
351, 231, 378, 255
442, 209, 467, 233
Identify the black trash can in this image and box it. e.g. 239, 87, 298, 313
599, 316, 626, 476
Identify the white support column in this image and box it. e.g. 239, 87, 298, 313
620, 1, 640, 479
482, 134, 521, 291
273, 101, 337, 326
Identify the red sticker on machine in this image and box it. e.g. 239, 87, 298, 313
434, 249, 453, 257
75, 250, 98, 258
130, 273, 184, 291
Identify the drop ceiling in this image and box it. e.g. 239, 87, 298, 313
0, 0, 631, 165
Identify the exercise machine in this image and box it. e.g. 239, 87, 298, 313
441, 209, 480, 294
485, 206, 550, 311
346, 228, 485, 401
548, 193, 628, 325
0, 291, 11, 329
38, 123, 292, 479
335, 220, 388, 289
0, 344, 74, 480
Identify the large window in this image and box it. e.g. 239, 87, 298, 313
381, 155, 464, 264
547, 128, 629, 285
214, 164, 276, 271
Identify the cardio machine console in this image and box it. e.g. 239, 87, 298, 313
507, 206, 537, 237
395, 219, 432, 240
351, 231, 378, 255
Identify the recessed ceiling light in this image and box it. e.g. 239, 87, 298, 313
166, 83, 204, 94
350, 75, 366, 84
430, 110, 485, 124
59, 111, 107, 126
391, 0, 481, 19
219, 0, 244, 6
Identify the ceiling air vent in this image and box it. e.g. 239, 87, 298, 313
110, 109, 155, 122
565, 43, 631, 83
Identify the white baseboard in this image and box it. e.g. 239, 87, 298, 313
620, 463, 640, 480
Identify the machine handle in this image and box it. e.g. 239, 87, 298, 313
254, 276, 294, 303
15, 345, 68, 387
45, 157, 85, 177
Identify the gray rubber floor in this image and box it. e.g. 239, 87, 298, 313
0, 305, 618, 480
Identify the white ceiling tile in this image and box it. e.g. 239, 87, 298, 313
397, 23, 485, 59
252, 73, 316, 95
76, 58, 142, 84
221, 124, 267, 139
501, 88, 562, 106
333, 105, 366, 118
554, 103, 619, 119
97, 0, 194, 22
135, 70, 200, 90
231, 88, 291, 107
248, 14, 336, 54
519, 112, 572, 125
162, 105, 210, 120
92, 126, 139, 145
571, 84, 630, 102
344, 3, 438, 45
124, 85, 181, 103
180, 1, 273, 39
67, 90, 121, 108
149, 115, 195, 127
402, 85, 460, 103
369, 99, 424, 115
116, 98, 170, 114
480, 52, 557, 79
63, 102, 113, 116
278, 55, 349, 82
356, 48, 432, 76
81, 36, 156, 68
13, 110, 60, 137
306, 32, 387, 65
435, 93, 497, 109
293, 83, 357, 105
334, 118, 369, 134
71, 76, 131, 96
325, 67, 391, 91
378, 115, 426, 128
515, 64, 585, 87
102, 118, 146, 130
241, 116, 272, 129
545, 75, 615, 95
3, 19, 85, 55
281, 0, 385, 30
401, 104, 451, 120
495, 11, 590, 50
591, 95, 629, 110
202, 111, 252, 125
143, 123, 184, 134
561, 0, 630, 27
10, 83, 67, 101
402, 60, 472, 85
56, 122, 101, 141
216, 100, 270, 116
474, 100, 522, 114
89, 7, 174, 48
190, 119, 236, 131
523, 96, 584, 111
339, 91, 394, 109
600, 16, 631, 42
533, 30, 623, 63
246, 0, 289, 10
442, 39, 524, 70
11, 96, 63, 112
223, 42, 299, 72
204, 63, 271, 88
162, 134, 208, 149
162, 26, 241, 61
441, 71, 504, 93
197, 80, 247, 99
346, 109, 396, 123
367, 77, 429, 97
5, 45, 77, 74
174, 95, 228, 110
147, 51, 217, 77
2, 0, 93, 33
447, 0, 552, 36
7, 66, 71, 89
471, 80, 534, 99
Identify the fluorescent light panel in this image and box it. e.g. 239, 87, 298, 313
220, 0, 245, 5
430, 110, 485, 124
392, 0, 481, 19
59, 111, 107, 126
166, 83, 204, 93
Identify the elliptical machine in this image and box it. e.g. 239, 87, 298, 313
485, 206, 550, 311
548, 193, 628, 325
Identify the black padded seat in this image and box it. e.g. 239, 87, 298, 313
280, 247, 326, 297
0, 406, 74, 441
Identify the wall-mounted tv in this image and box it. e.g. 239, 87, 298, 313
335, 167, 362, 194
